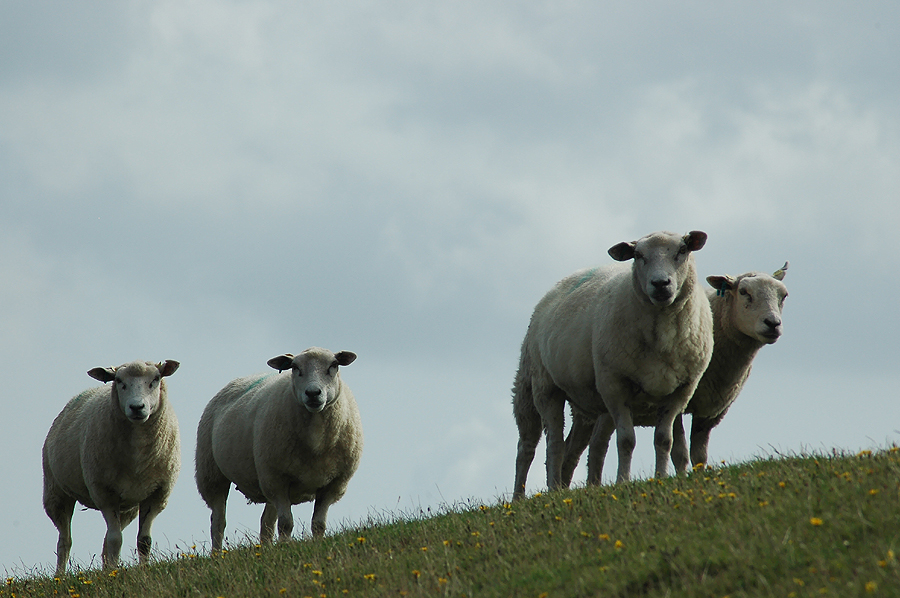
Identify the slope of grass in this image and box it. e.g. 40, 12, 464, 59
6, 448, 899, 597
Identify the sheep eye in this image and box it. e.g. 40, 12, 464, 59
633, 250, 644, 261
292, 365, 302, 376
739, 288, 752, 302
677, 245, 687, 256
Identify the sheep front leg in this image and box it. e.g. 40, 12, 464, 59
689, 414, 722, 468
136, 497, 166, 564
275, 498, 294, 542
311, 486, 340, 537
653, 389, 693, 479
99, 508, 124, 570
598, 379, 637, 483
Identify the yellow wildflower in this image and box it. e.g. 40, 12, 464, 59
810, 517, 823, 526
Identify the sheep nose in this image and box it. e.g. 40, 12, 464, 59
764, 317, 781, 329
651, 278, 671, 288
130, 404, 145, 414
306, 389, 322, 400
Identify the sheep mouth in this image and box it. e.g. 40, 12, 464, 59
649, 290, 675, 306
303, 400, 327, 413
760, 330, 782, 343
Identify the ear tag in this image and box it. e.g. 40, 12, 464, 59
717, 282, 729, 297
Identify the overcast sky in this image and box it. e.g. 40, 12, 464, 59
2, 0, 898, 575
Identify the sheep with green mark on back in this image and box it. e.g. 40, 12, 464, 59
512, 231, 713, 498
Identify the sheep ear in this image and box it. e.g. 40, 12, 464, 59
683, 231, 708, 252
608, 241, 636, 262
773, 261, 789, 281
334, 351, 357, 367
707, 275, 735, 296
267, 354, 294, 372
157, 360, 180, 377
88, 367, 117, 383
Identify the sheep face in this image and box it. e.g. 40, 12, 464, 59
88, 360, 180, 423
267, 348, 357, 414
609, 230, 707, 307
708, 271, 788, 344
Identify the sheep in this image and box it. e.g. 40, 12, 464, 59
512, 230, 713, 499
560, 262, 789, 485
195, 347, 362, 550
42, 360, 181, 574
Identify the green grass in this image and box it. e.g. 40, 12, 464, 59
6, 448, 900, 597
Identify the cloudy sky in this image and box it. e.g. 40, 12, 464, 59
2, 0, 898, 575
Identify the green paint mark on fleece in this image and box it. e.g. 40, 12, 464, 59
569, 268, 598, 293
240, 373, 276, 397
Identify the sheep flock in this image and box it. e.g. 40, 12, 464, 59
40, 228, 789, 573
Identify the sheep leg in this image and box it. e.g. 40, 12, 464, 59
209, 493, 228, 551
689, 414, 722, 468
267, 495, 294, 543
653, 390, 694, 480
45, 494, 75, 575
99, 508, 124, 570
512, 379, 542, 500
670, 414, 689, 474
259, 503, 277, 545
136, 498, 165, 565
536, 388, 568, 492
561, 411, 593, 487
599, 381, 637, 483
586, 413, 615, 485
311, 488, 334, 537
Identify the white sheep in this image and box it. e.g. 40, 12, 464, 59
561, 263, 789, 484
513, 231, 713, 498
195, 347, 362, 550
42, 360, 181, 574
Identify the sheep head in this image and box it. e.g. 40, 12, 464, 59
88, 360, 179, 423
268, 348, 357, 414
608, 230, 707, 307
707, 264, 789, 344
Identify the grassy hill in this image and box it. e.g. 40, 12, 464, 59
6, 448, 899, 597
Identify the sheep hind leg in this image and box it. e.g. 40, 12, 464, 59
259, 503, 277, 545
605, 404, 636, 484
512, 378, 542, 500
539, 389, 568, 492
208, 493, 228, 552
586, 414, 615, 486
561, 410, 593, 487
45, 495, 75, 575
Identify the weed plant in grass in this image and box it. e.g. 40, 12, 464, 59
5, 448, 899, 597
